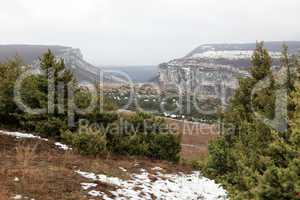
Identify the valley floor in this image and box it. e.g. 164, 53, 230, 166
0, 130, 227, 200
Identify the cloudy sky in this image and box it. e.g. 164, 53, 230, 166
0, 0, 299, 65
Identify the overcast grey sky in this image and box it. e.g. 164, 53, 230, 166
0, 0, 300, 65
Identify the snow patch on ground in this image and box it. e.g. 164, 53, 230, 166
12, 195, 22, 200
76, 168, 227, 200
0, 131, 48, 141
1, 130, 71, 151
81, 183, 97, 190
88, 190, 105, 197
54, 142, 72, 151
119, 167, 128, 172
151, 167, 163, 171
12, 194, 35, 200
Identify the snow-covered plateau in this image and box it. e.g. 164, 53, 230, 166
190, 50, 281, 60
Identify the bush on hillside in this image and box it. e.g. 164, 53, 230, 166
111, 134, 149, 156
61, 112, 181, 162
62, 131, 107, 155
148, 133, 181, 162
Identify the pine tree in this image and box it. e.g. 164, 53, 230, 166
39, 50, 74, 116
280, 44, 293, 92
255, 83, 300, 200
0, 57, 24, 125
206, 42, 299, 199
17, 50, 76, 138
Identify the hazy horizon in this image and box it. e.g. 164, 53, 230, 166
1, 0, 300, 65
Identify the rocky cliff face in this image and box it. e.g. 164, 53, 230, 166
159, 42, 300, 105
0, 45, 118, 83
55, 46, 103, 83
159, 61, 248, 105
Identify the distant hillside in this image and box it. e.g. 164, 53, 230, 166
159, 41, 300, 104
184, 41, 300, 68
187, 41, 300, 57
0, 45, 71, 64
0, 45, 120, 83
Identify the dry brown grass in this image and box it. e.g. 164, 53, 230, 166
15, 143, 38, 168
0, 137, 87, 200
0, 187, 9, 200
60, 149, 77, 167
0, 134, 193, 199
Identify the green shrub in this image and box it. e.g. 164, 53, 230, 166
206, 138, 231, 175
112, 134, 149, 156
62, 131, 107, 155
148, 133, 181, 163
77, 112, 119, 128
129, 112, 167, 134
34, 117, 68, 138
105, 112, 181, 162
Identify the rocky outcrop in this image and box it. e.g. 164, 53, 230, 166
159, 42, 300, 105
0, 45, 121, 83
159, 60, 248, 105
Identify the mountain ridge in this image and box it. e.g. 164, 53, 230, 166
186, 41, 300, 58
158, 41, 300, 105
